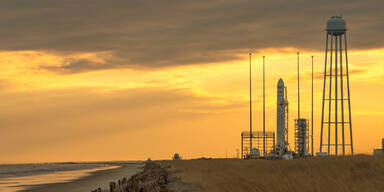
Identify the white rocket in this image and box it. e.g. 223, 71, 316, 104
277, 78, 288, 154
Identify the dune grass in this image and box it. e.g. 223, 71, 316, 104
162, 155, 384, 192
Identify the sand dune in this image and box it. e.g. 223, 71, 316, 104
162, 155, 384, 192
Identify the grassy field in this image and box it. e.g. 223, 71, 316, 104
162, 155, 384, 192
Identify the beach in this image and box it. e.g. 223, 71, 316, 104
22, 163, 143, 192
0, 163, 143, 192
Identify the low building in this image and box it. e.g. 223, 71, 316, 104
373, 149, 384, 156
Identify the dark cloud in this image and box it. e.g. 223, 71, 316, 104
0, 0, 383, 73
41, 58, 110, 73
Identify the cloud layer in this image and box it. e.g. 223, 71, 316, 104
0, 0, 383, 72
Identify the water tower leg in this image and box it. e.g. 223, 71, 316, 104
344, 32, 354, 155
328, 34, 333, 155
320, 33, 329, 154
335, 35, 338, 156
340, 34, 345, 156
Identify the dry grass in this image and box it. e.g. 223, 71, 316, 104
162, 155, 384, 192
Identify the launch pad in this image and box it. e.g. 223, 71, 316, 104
240, 16, 355, 160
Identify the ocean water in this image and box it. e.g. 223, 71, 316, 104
0, 163, 118, 192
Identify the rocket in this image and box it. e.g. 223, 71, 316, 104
277, 78, 288, 154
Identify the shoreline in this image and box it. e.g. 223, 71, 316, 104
20, 163, 144, 192
10, 156, 380, 192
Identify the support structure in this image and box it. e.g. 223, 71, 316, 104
295, 119, 309, 156
320, 16, 353, 155
241, 131, 275, 159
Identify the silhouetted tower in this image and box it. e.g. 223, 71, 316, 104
320, 16, 353, 155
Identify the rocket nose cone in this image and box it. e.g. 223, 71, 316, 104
278, 78, 284, 87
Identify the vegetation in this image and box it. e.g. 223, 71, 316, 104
163, 155, 384, 192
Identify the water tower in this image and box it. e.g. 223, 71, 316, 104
320, 16, 353, 155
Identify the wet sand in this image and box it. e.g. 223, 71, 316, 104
21, 163, 144, 192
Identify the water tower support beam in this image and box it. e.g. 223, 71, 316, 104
328, 34, 333, 155
340, 34, 345, 155
320, 33, 329, 153
335, 35, 338, 156
345, 33, 354, 155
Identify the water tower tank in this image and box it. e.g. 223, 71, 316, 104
326, 16, 346, 35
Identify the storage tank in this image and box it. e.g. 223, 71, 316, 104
173, 153, 180, 160
326, 16, 346, 35
250, 148, 260, 157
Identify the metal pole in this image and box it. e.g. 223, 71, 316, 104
328, 34, 333, 155
335, 35, 338, 156
249, 53, 252, 153
344, 33, 354, 155
241, 133, 243, 159
320, 33, 329, 153
297, 52, 300, 119
311, 56, 314, 156
285, 87, 289, 146
340, 34, 345, 156
263, 56, 266, 157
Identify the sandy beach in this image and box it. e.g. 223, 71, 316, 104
21, 163, 143, 192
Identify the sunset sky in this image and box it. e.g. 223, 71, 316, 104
1, 0, 384, 163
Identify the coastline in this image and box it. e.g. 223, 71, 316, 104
20, 163, 144, 192
10, 156, 381, 192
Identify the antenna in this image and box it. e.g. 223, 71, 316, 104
263, 55, 266, 157
249, 53, 252, 153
